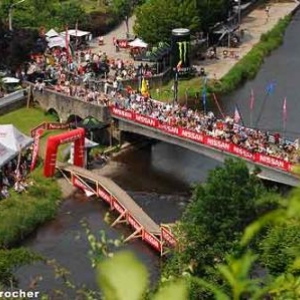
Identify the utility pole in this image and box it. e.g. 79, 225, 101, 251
8, 0, 26, 31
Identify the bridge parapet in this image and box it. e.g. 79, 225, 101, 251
28, 83, 111, 123
111, 105, 299, 187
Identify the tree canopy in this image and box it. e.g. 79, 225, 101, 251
134, 0, 230, 44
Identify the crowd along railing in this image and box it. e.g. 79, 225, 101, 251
110, 105, 293, 174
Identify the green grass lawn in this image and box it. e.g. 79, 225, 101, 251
150, 76, 205, 102
0, 107, 57, 136
0, 107, 68, 161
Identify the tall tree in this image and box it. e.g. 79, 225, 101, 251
111, 0, 141, 34
134, 0, 199, 44
164, 159, 279, 282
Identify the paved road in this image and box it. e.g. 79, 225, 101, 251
89, 16, 136, 63
200, 2, 300, 79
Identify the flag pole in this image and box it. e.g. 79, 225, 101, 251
235, 103, 245, 126
255, 82, 275, 127
283, 97, 287, 134
212, 93, 225, 118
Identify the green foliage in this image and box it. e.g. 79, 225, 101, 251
259, 221, 300, 276
0, 167, 61, 248
0, 247, 43, 286
134, 0, 200, 45
97, 251, 187, 300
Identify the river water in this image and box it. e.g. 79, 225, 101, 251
16, 8, 300, 297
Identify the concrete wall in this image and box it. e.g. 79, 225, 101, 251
0, 90, 27, 117
32, 87, 111, 123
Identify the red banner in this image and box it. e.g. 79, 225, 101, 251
128, 214, 142, 231
135, 113, 157, 127
113, 198, 126, 214
161, 227, 177, 247
72, 175, 95, 195
30, 128, 43, 171
110, 106, 294, 174
180, 128, 204, 143
47, 122, 70, 130
256, 153, 286, 170
143, 231, 161, 252
117, 39, 129, 48
97, 186, 112, 204
205, 136, 231, 152
30, 122, 46, 137
111, 107, 134, 120
231, 145, 254, 161
157, 123, 180, 135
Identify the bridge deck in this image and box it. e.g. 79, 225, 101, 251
57, 163, 160, 235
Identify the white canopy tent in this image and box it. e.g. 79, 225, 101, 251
60, 29, 92, 40
47, 35, 66, 48
0, 143, 18, 167
0, 125, 33, 152
128, 38, 148, 48
45, 29, 59, 38
2, 77, 20, 84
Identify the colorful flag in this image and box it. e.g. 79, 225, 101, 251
283, 97, 287, 122
234, 106, 241, 123
250, 88, 255, 110
266, 81, 275, 95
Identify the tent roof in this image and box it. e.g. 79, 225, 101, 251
0, 142, 17, 167
0, 125, 33, 152
47, 35, 66, 48
45, 29, 59, 38
60, 29, 91, 37
77, 117, 109, 130
129, 38, 148, 48
2, 77, 20, 84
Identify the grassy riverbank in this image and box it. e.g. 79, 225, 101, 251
0, 107, 65, 247
0, 167, 62, 248
152, 15, 292, 102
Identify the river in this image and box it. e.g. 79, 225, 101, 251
16, 8, 300, 297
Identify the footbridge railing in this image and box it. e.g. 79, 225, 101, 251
56, 163, 177, 256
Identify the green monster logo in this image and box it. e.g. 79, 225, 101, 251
177, 41, 189, 64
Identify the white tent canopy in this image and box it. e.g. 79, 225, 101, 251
2, 77, 20, 84
0, 142, 18, 167
47, 35, 66, 48
0, 125, 33, 152
128, 38, 148, 48
60, 29, 92, 39
45, 29, 59, 38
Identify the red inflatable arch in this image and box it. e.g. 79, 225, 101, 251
44, 128, 85, 177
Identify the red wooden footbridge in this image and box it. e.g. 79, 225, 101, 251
56, 163, 177, 256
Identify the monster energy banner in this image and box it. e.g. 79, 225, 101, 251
171, 28, 191, 76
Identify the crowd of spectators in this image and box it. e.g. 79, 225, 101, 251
0, 151, 32, 200
24, 44, 300, 167
28, 45, 155, 100
112, 94, 300, 164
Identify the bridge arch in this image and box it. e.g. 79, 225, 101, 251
46, 108, 60, 121
67, 114, 83, 126
44, 128, 85, 177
